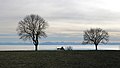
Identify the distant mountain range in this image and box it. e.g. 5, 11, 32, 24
0, 42, 120, 45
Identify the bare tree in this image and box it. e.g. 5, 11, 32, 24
17, 14, 48, 51
82, 28, 109, 50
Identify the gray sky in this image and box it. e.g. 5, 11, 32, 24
0, 0, 120, 42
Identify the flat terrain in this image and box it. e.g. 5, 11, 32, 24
0, 50, 119, 68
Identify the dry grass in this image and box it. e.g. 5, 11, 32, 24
0, 50, 119, 68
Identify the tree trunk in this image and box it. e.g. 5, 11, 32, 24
35, 45, 38, 51
33, 41, 38, 51
35, 35, 38, 51
33, 34, 38, 51
95, 44, 98, 50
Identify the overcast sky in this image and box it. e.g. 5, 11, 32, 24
0, 0, 120, 43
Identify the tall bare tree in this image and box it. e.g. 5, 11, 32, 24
17, 14, 48, 51
82, 28, 109, 50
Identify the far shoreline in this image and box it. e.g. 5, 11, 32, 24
0, 50, 119, 52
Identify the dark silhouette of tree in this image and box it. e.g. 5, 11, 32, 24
17, 14, 48, 51
82, 28, 109, 50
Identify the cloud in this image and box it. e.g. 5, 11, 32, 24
0, 0, 120, 42
1, 0, 120, 22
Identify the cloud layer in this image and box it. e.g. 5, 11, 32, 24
0, 0, 120, 42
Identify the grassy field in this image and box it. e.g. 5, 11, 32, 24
0, 50, 119, 68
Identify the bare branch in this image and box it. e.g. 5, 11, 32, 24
82, 28, 109, 50
17, 14, 48, 51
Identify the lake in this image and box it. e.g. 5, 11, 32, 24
0, 45, 119, 51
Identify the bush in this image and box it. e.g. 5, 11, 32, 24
66, 46, 73, 50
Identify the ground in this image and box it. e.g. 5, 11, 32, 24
0, 50, 119, 68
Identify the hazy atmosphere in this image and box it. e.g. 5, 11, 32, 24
0, 0, 120, 44
0, 1, 120, 68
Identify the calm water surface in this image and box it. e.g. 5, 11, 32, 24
0, 45, 119, 51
